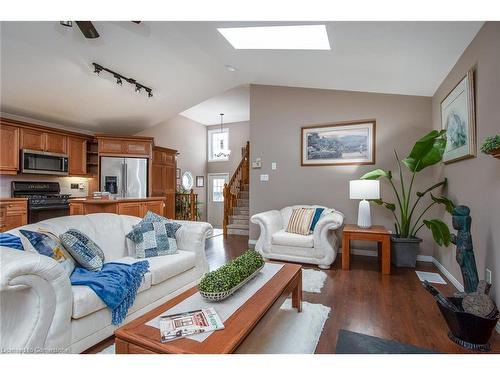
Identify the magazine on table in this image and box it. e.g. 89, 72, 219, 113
159, 308, 224, 342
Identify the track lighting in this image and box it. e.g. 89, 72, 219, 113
60, 21, 73, 27
91, 63, 153, 98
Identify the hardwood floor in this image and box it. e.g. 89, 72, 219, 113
85, 234, 499, 354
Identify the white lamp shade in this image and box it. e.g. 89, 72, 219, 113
349, 180, 380, 200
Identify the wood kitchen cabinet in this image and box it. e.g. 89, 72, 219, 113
45, 132, 68, 154
20, 128, 67, 154
97, 136, 153, 157
0, 124, 19, 174
151, 146, 177, 219
0, 199, 28, 232
68, 137, 87, 176
69, 198, 166, 218
117, 202, 144, 217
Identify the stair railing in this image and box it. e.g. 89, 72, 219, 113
175, 189, 198, 221
223, 141, 249, 236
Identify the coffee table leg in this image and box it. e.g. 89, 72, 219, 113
292, 270, 302, 312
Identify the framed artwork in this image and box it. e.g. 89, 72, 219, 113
176, 168, 181, 179
196, 175, 205, 187
441, 68, 476, 164
301, 119, 376, 166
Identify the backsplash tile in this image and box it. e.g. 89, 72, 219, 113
0, 175, 89, 198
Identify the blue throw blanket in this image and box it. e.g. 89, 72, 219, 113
70, 261, 149, 325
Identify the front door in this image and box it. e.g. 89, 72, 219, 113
207, 173, 229, 229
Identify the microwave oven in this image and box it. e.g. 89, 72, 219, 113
21, 149, 69, 176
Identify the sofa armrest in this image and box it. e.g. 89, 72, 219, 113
175, 221, 212, 274
250, 210, 283, 254
0, 247, 72, 353
312, 211, 345, 266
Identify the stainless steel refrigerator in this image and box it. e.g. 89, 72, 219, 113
100, 157, 148, 198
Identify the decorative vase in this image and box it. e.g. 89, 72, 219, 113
390, 235, 422, 268
489, 148, 500, 159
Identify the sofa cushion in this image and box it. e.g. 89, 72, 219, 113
72, 272, 152, 319
272, 229, 314, 248
118, 251, 196, 286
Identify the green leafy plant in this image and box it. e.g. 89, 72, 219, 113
480, 135, 500, 154
175, 186, 203, 220
199, 250, 265, 293
361, 130, 455, 246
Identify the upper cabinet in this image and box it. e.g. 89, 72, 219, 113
20, 128, 68, 154
0, 125, 20, 175
151, 146, 177, 218
68, 137, 87, 176
97, 135, 153, 157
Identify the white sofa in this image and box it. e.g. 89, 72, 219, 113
0, 213, 212, 354
251, 205, 344, 269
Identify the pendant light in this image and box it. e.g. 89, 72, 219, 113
215, 113, 231, 158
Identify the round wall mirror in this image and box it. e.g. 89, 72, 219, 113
182, 171, 194, 190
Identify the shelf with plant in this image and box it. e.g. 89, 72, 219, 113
361, 130, 455, 267
480, 135, 500, 159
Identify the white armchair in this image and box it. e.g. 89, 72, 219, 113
251, 205, 344, 269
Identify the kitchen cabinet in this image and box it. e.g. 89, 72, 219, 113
97, 136, 153, 157
0, 199, 28, 232
151, 146, 177, 219
45, 132, 68, 154
69, 198, 166, 218
20, 128, 68, 154
0, 124, 19, 174
68, 137, 87, 176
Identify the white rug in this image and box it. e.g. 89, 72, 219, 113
98, 299, 330, 354
302, 268, 327, 293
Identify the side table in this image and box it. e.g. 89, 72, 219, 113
342, 224, 391, 275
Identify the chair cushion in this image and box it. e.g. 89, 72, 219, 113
285, 208, 315, 235
118, 251, 196, 285
272, 229, 314, 248
72, 271, 152, 319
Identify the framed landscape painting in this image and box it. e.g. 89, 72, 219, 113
441, 69, 476, 164
301, 120, 376, 166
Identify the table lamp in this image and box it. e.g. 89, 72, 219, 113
349, 180, 380, 228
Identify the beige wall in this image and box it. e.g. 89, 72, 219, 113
207, 121, 249, 175
249, 84, 437, 254
137, 115, 208, 221
431, 22, 500, 302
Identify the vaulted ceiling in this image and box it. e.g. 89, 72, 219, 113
0, 21, 483, 133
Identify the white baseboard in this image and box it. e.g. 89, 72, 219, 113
248, 239, 257, 245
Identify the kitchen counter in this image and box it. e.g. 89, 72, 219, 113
69, 196, 168, 218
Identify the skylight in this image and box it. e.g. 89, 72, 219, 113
217, 25, 331, 50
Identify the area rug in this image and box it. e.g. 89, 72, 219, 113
302, 268, 327, 293
335, 329, 438, 354
97, 299, 330, 354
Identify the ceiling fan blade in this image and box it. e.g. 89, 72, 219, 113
75, 21, 100, 39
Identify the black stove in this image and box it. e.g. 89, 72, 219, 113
11, 181, 71, 223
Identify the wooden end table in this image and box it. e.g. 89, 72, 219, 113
342, 224, 391, 275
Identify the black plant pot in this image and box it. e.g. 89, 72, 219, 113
390, 235, 422, 268
437, 297, 499, 352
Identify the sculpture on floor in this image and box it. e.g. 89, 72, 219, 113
450, 205, 479, 293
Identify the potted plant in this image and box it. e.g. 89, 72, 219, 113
480, 135, 500, 159
361, 130, 455, 267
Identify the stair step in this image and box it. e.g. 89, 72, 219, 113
233, 208, 249, 215
230, 214, 248, 220
239, 191, 249, 199
227, 223, 249, 230
237, 199, 249, 207
240, 184, 250, 192
231, 218, 248, 225
227, 228, 249, 236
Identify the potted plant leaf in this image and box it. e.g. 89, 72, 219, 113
480, 135, 500, 159
361, 130, 455, 267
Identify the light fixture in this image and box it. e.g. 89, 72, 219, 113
60, 21, 73, 27
217, 25, 331, 50
214, 113, 231, 159
91, 63, 153, 98
349, 180, 380, 228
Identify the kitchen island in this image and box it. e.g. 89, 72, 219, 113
69, 197, 167, 218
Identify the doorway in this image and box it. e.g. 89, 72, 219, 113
207, 173, 229, 229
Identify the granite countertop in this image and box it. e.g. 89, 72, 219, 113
0, 197, 29, 201
69, 196, 166, 204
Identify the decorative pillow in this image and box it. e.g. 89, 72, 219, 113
286, 208, 316, 235
0, 233, 24, 250
59, 229, 104, 272
309, 208, 325, 232
142, 210, 167, 223
19, 229, 75, 276
126, 220, 181, 259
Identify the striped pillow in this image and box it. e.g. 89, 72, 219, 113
286, 208, 316, 235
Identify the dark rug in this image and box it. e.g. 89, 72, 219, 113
335, 329, 438, 354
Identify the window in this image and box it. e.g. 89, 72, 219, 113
208, 128, 229, 162
212, 178, 226, 202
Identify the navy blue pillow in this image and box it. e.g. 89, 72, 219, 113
0, 233, 24, 250
309, 208, 325, 231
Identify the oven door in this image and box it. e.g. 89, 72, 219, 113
28, 205, 70, 224
22, 149, 69, 176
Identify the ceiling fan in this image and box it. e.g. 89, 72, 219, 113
60, 21, 141, 39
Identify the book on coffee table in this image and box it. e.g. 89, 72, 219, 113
159, 308, 224, 342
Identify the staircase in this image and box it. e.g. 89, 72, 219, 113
223, 142, 249, 236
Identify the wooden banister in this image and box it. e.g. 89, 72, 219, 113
223, 142, 249, 236
175, 189, 198, 221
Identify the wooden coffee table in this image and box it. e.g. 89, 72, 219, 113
114, 263, 302, 354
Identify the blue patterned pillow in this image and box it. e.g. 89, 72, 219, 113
142, 211, 167, 223
0, 233, 24, 250
59, 229, 104, 272
19, 229, 75, 276
126, 220, 181, 259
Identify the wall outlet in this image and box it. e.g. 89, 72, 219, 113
271, 162, 277, 170
252, 158, 262, 169
78, 183, 85, 190
486, 268, 492, 284
260, 174, 269, 182
70, 183, 79, 189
